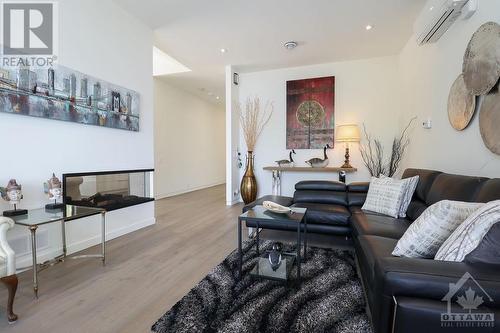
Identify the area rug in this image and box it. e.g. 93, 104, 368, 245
152, 240, 373, 333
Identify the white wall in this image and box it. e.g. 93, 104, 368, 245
0, 0, 155, 268
225, 65, 241, 205
237, 56, 404, 197
398, 0, 500, 178
154, 79, 225, 198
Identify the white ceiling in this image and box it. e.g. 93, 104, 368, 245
114, 0, 426, 105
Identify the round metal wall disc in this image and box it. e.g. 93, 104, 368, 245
448, 74, 476, 131
479, 84, 500, 155
463, 22, 500, 95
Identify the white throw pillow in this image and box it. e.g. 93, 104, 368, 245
397, 175, 419, 218
377, 175, 419, 217
435, 200, 500, 262
362, 176, 408, 218
392, 200, 484, 258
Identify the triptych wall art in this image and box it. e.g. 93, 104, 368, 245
0, 63, 140, 131
286, 76, 335, 149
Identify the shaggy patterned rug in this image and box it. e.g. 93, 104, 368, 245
152, 240, 372, 333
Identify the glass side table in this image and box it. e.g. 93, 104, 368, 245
10, 205, 106, 298
238, 205, 307, 284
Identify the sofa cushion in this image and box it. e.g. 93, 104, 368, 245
475, 179, 500, 202
351, 212, 411, 239
402, 169, 442, 202
355, 235, 398, 287
290, 203, 350, 226
405, 200, 427, 221
348, 182, 369, 193
347, 192, 367, 207
293, 190, 347, 206
295, 180, 346, 191
426, 173, 487, 206
465, 222, 500, 266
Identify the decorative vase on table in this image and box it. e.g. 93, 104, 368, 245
241, 151, 257, 204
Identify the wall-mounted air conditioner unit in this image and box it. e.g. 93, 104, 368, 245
414, 0, 477, 45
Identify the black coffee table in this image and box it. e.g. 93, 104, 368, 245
237, 205, 307, 283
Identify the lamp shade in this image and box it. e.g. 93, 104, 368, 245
336, 124, 361, 142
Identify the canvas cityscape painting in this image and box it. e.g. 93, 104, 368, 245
0, 63, 140, 131
286, 76, 335, 149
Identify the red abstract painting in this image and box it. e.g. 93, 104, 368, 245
286, 76, 335, 149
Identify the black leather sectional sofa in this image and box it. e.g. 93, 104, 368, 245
244, 168, 500, 333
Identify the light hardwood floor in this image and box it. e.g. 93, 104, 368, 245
0, 185, 244, 333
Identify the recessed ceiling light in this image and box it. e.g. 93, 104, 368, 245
283, 41, 298, 50
220, 48, 227, 53
429, 6, 434, 11
216, 96, 220, 100
365, 25, 373, 31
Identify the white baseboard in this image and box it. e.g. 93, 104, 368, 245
226, 199, 240, 206
156, 180, 225, 199
15, 217, 156, 271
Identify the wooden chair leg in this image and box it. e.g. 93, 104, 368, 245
1, 274, 18, 323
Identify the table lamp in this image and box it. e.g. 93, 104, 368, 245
336, 124, 360, 169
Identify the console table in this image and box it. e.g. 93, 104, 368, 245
263, 166, 357, 195
11, 205, 106, 298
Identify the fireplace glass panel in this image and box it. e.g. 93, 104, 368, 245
63, 170, 153, 211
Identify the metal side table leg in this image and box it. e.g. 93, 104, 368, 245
238, 218, 242, 280
256, 221, 260, 256
297, 220, 301, 284
61, 220, 67, 260
101, 212, 106, 266
303, 217, 308, 261
29, 225, 39, 299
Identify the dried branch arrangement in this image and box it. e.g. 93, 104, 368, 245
239, 96, 274, 151
360, 117, 416, 177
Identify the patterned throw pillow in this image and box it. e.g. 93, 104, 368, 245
392, 200, 484, 258
377, 175, 419, 217
394, 175, 419, 218
362, 177, 408, 218
435, 200, 500, 262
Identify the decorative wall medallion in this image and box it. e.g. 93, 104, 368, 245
463, 22, 500, 95
447, 74, 476, 131
479, 85, 500, 155
296, 100, 325, 127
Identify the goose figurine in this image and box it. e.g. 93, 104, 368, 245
306, 144, 331, 168
275, 150, 296, 167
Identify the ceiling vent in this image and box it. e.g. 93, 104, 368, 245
414, 0, 477, 45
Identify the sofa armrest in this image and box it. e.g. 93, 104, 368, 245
0, 217, 15, 277
242, 195, 294, 213
375, 256, 500, 308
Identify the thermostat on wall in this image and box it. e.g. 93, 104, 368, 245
422, 118, 432, 129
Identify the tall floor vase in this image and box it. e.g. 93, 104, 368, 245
240, 151, 257, 204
